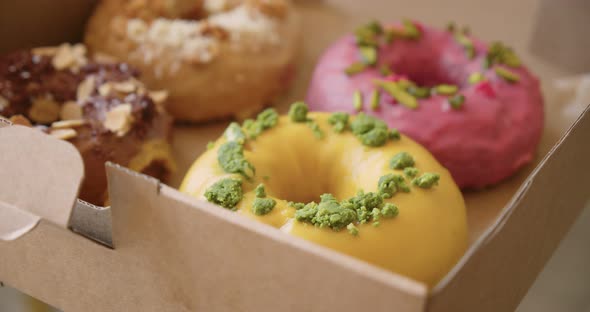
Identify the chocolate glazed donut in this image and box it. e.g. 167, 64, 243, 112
0, 44, 175, 205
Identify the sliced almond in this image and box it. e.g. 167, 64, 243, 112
112, 80, 138, 93
149, 90, 168, 104
52, 44, 76, 70
52, 43, 88, 71
60, 101, 83, 120
103, 103, 134, 137
0, 95, 9, 111
50, 128, 77, 140
98, 83, 113, 96
9, 115, 32, 127
71, 44, 87, 58
29, 97, 61, 124
77, 76, 96, 102
31, 46, 59, 56
51, 119, 86, 129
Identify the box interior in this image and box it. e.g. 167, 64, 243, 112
1, 0, 589, 311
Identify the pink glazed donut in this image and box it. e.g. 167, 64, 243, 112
306, 20, 544, 188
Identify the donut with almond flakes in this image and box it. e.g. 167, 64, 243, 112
0, 43, 175, 205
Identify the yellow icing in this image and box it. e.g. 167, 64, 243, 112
180, 113, 467, 287
128, 139, 177, 174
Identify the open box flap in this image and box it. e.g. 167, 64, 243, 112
0, 122, 84, 240
428, 104, 590, 311
0, 202, 39, 241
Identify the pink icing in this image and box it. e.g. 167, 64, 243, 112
306, 22, 544, 188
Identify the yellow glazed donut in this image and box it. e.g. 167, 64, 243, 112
180, 103, 468, 287
85, 0, 299, 122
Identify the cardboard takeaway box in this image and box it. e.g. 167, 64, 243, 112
1, 0, 590, 311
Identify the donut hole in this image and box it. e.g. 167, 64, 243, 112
247, 128, 382, 204
252, 153, 342, 204
388, 58, 459, 87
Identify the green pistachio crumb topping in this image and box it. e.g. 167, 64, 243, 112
257, 108, 279, 128
295, 194, 356, 230
242, 118, 255, 131
389, 128, 401, 140
288, 201, 306, 210
378, 173, 410, 198
502, 54, 521, 68
396, 79, 415, 89
384, 29, 395, 44
434, 84, 459, 95
384, 22, 419, 42
370, 89, 380, 110
252, 198, 276, 216
359, 46, 377, 66
365, 20, 384, 35
345, 62, 367, 76
468, 72, 485, 84
224, 122, 246, 144
293, 189, 399, 234
353, 90, 363, 111
319, 194, 358, 229
407, 86, 431, 98
287, 102, 323, 139
347, 223, 359, 236
413, 173, 441, 189
355, 30, 378, 46
485, 42, 521, 68
378, 174, 397, 198
390, 151, 415, 169
255, 183, 266, 197
344, 62, 367, 76
446, 21, 456, 32
350, 113, 389, 147
375, 80, 418, 109
204, 178, 243, 209
207, 141, 215, 150
454, 33, 475, 59
371, 208, 381, 221
288, 101, 309, 122
355, 21, 382, 46
307, 120, 324, 139
381, 203, 399, 218
349, 191, 385, 223
217, 141, 255, 179
379, 65, 393, 76
403, 167, 419, 178
294, 202, 319, 221
402, 19, 421, 39
244, 108, 279, 139
372, 221, 380, 227
328, 112, 349, 133
495, 67, 520, 83
356, 206, 369, 223
449, 94, 465, 109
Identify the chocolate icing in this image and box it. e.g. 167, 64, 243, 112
0, 48, 174, 205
